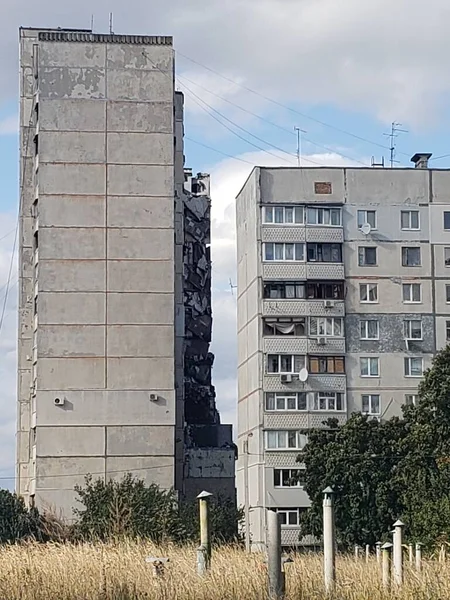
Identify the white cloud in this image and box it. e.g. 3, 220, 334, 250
0, 114, 18, 136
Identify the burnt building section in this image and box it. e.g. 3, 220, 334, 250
182, 170, 236, 500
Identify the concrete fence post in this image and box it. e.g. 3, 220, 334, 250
393, 520, 404, 586
267, 510, 284, 599
415, 543, 422, 572
197, 491, 213, 576
365, 544, 370, 563
322, 487, 336, 595
408, 543, 413, 563
375, 542, 382, 563
355, 545, 360, 560
381, 543, 393, 589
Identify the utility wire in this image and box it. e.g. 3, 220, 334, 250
185, 137, 255, 165
0, 228, 16, 244
177, 51, 410, 158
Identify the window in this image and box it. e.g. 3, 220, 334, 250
275, 508, 306, 527
403, 283, 421, 303
265, 431, 308, 450
267, 355, 305, 374
358, 247, 377, 266
264, 243, 305, 262
307, 243, 342, 263
263, 319, 306, 337
360, 357, 379, 377
444, 211, 450, 230
360, 319, 379, 340
306, 282, 344, 299
445, 248, 450, 267
263, 205, 304, 224
405, 394, 418, 406
401, 210, 420, 230
263, 282, 306, 299
402, 247, 421, 267
309, 317, 343, 337
309, 356, 345, 374
357, 210, 377, 229
265, 392, 307, 411
447, 321, 450, 341
404, 357, 423, 377
362, 394, 380, 415
360, 283, 378, 303
274, 469, 306, 488
404, 319, 422, 340
446, 285, 450, 303
307, 207, 342, 226
311, 392, 344, 411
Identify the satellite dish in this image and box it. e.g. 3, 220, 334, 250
360, 222, 371, 235
299, 368, 309, 382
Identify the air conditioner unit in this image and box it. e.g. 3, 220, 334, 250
149, 393, 159, 402
317, 337, 327, 345
280, 374, 293, 383
324, 300, 335, 308
54, 397, 65, 406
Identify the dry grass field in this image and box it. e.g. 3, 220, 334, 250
0, 540, 448, 599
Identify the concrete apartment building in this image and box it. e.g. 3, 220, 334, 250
17, 27, 235, 516
236, 158, 450, 548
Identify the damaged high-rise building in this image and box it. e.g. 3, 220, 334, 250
17, 27, 235, 516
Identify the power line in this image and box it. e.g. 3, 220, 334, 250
185, 137, 255, 165
430, 153, 450, 162
0, 228, 16, 244
176, 51, 410, 157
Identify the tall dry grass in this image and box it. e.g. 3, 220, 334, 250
0, 540, 448, 599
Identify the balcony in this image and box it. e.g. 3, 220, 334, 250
306, 227, 343, 244
261, 227, 306, 243
306, 263, 344, 279
264, 337, 308, 354
264, 411, 347, 429
262, 262, 307, 280
263, 299, 345, 318
308, 337, 345, 354
263, 373, 347, 392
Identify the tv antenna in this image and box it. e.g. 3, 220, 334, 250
90, 15, 95, 31
383, 122, 408, 168
109, 12, 114, 34
371, 156, 385, 168
294, 127, 307, 167
229, 278, 237, 296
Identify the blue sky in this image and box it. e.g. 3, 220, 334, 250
1, 0, 450, 487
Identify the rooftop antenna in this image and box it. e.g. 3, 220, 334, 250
371, 156, 385, 168
229, 278, 237, 296
90, 14, 94, 32
109, 12, 114, 34
383, 122, 408, 168
294, 127, 307, 167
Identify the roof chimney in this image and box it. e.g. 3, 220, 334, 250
411, 153, 432, 169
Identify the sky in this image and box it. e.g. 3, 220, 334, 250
1, 0, 450, 487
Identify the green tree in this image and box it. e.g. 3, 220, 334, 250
0, 489, 41, 543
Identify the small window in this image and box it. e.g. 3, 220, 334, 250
360, 357, 379, 377
307, 207, 342, 226
445, 248, 450, 267
263, 282, 306, 299
263, 319, 306, 337
446, 285, 450, 303
404, 357, 423, 377
361, 394, 380, 415
265, 392, 307, 411
360, 319, 379, 340
274, 469, 306, 488
306, 282, 344, 299
401, 210, 420, 230
405, 394, 418, 406
402, 247, 421, 267
357, 210, 377, 229
360, 283, 378, 303
275, 508, 304, 527
265, 431, 308, 450
402, 283, 421, 303
263, 205, 304, 224
311, 392, 344, 411
307, 243, 342, 263
358, 247, 377, 266
308, 356, 345, 374
267, 355, 305, 374
444, 211, 450, 230
309, 317, 343, 337
264, 243, 305, 262
404, 319, 422, 340
447, 321, 450, 341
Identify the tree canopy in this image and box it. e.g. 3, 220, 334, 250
298, 345, 450, 549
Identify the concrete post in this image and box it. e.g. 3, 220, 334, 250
243, 439, 250, 552
197, 491, 213, 575
415, 543, 422, 572
355, 545, 360, 560
375, 542, 382, 563
408, 543, 413, 563
323, 487, 336, 594
393, 520, 404, 586
381, 543, 392, 589
267, 510, 284, 599
365, 544, 370, 563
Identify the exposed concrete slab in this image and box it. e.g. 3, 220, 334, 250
39, 131, 106, 164
107, 133, 172, 165
37, 358, 106, 390
107, 358, 174, 390
39, 163, 106, 195
106, 70, 171, 102
39, 98, 106, 132
107, 260, 173, 292
39, 292, 106, 325
40, 41, 106, 68
38, 325, 105, 358
39, 228, 105, 260
107, 325, 173, 357
36, 456, 105, 489
39, 260, 106, 292
107, 228, 174, 260
107, 293, 173, 324
34, 489, 80, 520
106, 425, 174, 456
106, 44, 172, 71
106, 456, 174, 488
36, 426, 105, 456
107, 196, 172, 228
107, 165, 173, 196
39, 67, 105, 99
106, 101, 172, 133
39, 195, 105, 228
